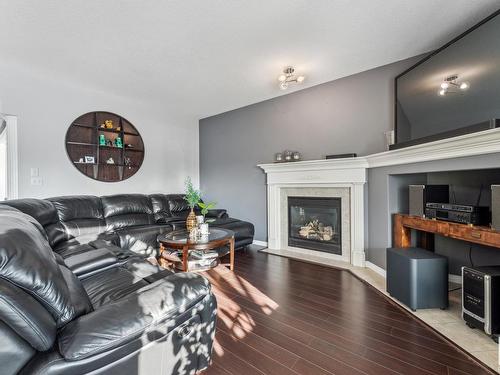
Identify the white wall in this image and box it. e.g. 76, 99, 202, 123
0, 61, 199, 198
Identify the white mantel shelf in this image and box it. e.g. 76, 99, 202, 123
258, 127, 500, 172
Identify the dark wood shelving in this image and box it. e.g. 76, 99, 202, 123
65, 111, 144, 182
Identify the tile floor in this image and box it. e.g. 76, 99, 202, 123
260, 247, 499, 373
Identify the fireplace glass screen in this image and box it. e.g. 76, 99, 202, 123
288, 196, 341, 254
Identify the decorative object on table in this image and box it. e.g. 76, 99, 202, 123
183, 177, 201, 231
84, 156, 95, 163
325, 153, 357, 159
106, 157, 115, 164
189, 226, 199, 239
196, 215, 204, 225
292, 151, 301, 161
99, 134, 107, 146
198, 201, 216, 223
275, 152, 283, 162
114, 136, 123, 148
66, 111, 144, 182
199, 223, 209, 235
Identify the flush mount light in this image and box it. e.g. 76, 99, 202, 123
278, 66, 305, 90
438, 74, 469, 96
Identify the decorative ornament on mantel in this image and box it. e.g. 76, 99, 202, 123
275, 150, 301, 163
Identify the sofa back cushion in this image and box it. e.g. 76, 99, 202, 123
0, 198, 66, 247
48, 196, 106, 243
149, 194, 172, 223
101, 194, 154, 231
0, 207, 82, 327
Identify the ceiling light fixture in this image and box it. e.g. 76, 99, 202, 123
438, 74, 469, 96
278, 66, 305, 90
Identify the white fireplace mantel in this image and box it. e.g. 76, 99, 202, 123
258, 158, 367, 267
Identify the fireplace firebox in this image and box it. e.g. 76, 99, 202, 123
288, 196, 341, 254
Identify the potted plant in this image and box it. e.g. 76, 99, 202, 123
183, 177, 201, 231
198, 201, 216, 234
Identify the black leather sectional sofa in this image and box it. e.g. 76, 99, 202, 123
0, 193, 254, 375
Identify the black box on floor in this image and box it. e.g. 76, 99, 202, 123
387, 247, 448, 311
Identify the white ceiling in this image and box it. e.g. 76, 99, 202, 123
1, 0, 499, 120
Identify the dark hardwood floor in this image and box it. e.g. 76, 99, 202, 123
201, 248, 496, 375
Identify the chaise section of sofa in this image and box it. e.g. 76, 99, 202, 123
0, 204, 217, 375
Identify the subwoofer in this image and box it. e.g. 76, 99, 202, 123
409, 185, 449, 217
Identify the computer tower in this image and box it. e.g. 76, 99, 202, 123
409, 185, 449, 217
462, 266, 500, 336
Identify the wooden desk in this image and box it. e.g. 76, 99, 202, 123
393, 213, 500, 250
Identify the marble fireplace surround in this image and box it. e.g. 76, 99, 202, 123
258, 158, 368, 267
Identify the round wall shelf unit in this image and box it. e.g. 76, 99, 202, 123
65, 111, 144, 182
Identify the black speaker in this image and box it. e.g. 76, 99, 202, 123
408, 185, 449, 217
492, 185, 500, 230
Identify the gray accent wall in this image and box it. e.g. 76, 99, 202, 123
200, 56, 421, 241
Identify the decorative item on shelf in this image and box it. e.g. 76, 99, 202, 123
124, 156, 132, 169
114, 136, 123, 148
106, 139, 113, 147
125, 143, 134, 149
116, 126, 121, 131
274, 150, 301, 163
78, 157, 84, 163
106, 157, 115, 164
104, 120, 114, 129
184, 177, 201, 231
84, 156, 95, 163
99, 134, 107, 146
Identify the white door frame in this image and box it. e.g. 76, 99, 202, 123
1, 114, 18, 199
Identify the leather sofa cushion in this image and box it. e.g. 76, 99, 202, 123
48, 195, 104, 222
82, 267, 149, 308
101, 194, 154, 231
63, 248, 119, 278
0, 199, 66, 247
0, 278, 57, 351
167, 194, 190, 213
115, 224, 171, 257
58, 273, 211, 361
0, 208, 80, 326
149, 194, 172, 223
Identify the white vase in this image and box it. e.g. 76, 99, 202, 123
200, 223, 209, 235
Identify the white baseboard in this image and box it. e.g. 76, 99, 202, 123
449, 274, 462, 284
365, 261, 386, 278
252, 240, 268, 247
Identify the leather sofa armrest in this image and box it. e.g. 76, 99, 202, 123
58, 273, 211, 361
63, 248, 119, 278
205, 209, 228, 219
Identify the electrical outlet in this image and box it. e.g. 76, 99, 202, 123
30, 177, 43, 186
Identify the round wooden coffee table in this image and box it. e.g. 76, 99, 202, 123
158, 228, 235, 272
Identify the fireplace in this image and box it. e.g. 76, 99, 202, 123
288, 196, 341, 254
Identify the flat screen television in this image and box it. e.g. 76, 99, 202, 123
393, 9, 500, 150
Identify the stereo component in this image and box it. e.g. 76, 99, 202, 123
408, 185, 449, 217
425, 203, 490, 226
462, 266, 500, 338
